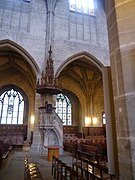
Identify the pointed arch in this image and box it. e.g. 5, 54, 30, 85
55, 51, 105, 77
0, 39, 40, 74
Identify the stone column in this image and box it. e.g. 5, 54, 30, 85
102, 67, 118, 176
105, 0, 135, 179
45, 0, 58, 58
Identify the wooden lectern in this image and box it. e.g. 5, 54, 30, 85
48, 146, 59, 161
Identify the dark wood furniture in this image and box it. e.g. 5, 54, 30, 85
52, 154, 113, 180
0, 124, 27, 146
63, 125, 78, 134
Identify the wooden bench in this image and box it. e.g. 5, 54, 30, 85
52, 155, 85, 180
72, 152, 114, 180
0, 139, 12, 169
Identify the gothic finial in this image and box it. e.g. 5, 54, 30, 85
36, 44, 62, 95
48, 45, 52, 55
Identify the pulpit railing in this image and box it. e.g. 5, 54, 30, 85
38, 107, 63, 131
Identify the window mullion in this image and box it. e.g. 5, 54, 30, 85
66, 105, 68, 125
17, 102, 20, 124
62, 99, 64, 124
0, 101, 4, 124
11, 95, 15, 124
6, 93, 10, 124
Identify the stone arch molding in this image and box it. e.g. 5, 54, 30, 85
55, 51, 105, 78
0, 39, 40, 74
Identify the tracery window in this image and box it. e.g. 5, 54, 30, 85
0, 89, 24, 124
56, 94, 72, 125
69, 0, 94, 15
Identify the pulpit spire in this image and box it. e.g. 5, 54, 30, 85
36, 46, 62, 95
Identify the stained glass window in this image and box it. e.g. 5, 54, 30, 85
0, 89, 24, 124
69, 0, 94, 15
56, 94, 72, 125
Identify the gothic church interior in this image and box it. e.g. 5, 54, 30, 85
0, 0, 135, 180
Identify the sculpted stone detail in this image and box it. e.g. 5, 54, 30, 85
38, 107, 63, 148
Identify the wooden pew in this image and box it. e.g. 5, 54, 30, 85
0, 139, 12, 166
72, 152, 113, 180
52, 155, 85, 180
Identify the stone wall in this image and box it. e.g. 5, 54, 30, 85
0, 0, 109, 73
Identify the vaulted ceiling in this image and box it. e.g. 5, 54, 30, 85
58, 58, 102, 100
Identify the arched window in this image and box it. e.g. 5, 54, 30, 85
0, 89, 24, 124
69, 0, 94, 15
55, 94, 72, 125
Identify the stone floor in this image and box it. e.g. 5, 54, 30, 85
0, 146, 73, 180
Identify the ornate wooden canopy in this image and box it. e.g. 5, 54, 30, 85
36, 46, 62, 95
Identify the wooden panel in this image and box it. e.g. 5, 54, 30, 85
83, 127, 106, 137
63, 125, 78, 134
83, 127, 89, 137
0, 124, 27, 140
